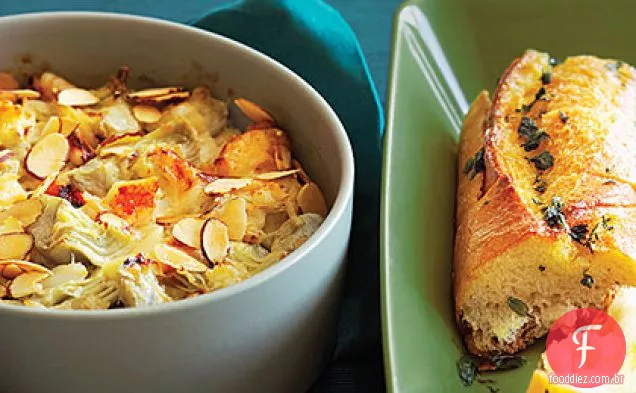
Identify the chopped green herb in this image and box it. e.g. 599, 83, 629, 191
535, 87, 547, 101
463, 147, 485, 180
549, 57, 558, 66
538, 265, 546, 272
522, 130, 550, 151
583, 215, 614, 252
531, 197, 543, 205
457, 356, 478, 386
605, 167, 612, 173
484, 200, 490, 206
542, 196, 567, 229
530, 151, 554, 170
559, 111, 568, 123
507, 296, 531, 317
534, 175, 548, 193
581, 273, 594, 288
518, 116, 538, 138
569, 224, 589, 244
541, 71, 552, 84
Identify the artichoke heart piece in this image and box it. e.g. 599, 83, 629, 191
28, 195, 163, 267
119, 263, 170, 307
262, 213, 324, 253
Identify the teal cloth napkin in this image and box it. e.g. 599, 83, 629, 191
193, 1, 385, 391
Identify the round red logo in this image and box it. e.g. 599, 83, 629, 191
546, 308, 626, 388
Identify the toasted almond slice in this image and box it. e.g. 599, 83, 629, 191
9, 271, 49, 298
0, 216, 23, 235
41, 263, 88, 289
127, 87, 183, 99
57, 88, 100, 106
201, 218, 230, 264
253, 169, 299, 181
0, 72, 19, 90
204, 178, 253, 195
99, 133, 143, 148
40, 116, 62, 136
0, 260, 51, 279
153, 243, 208, 273
0, 233, 34, 260
297, 183, 328, 216
219, 198, 247, 241
172, 217, 205, 248
234, 98, 275, 124
2, 198, 44, 227
25, 133, 70, 179
0, 149, 14, 164
59, 117, 80, 137
0, 89, 41, 101
132, 104, 162, 123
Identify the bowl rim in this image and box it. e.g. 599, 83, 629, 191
0, 11, 355, 319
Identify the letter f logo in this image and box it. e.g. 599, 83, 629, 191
573, 324, 602, 368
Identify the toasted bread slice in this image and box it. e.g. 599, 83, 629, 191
454, 49, 636, 357
526, 286, 636, 392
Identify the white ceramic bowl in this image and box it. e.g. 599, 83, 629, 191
0, 12, 354, 393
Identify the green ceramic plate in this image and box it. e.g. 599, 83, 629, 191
381, 0, 636, 392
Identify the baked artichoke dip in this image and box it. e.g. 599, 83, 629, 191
0, 67, 328, 309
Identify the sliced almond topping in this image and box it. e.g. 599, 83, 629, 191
0, 233, 34, 260
0, 72, 19, 90
0, 89, 41, 101
201, 218, 230, 264
0, 149, 14, 163
219, 198, 247, 241
234, 98, 275, 124
297, 183, 328, 216
59, 117, 81, 137
0, 198, 44, 227
132, 104, 162, 123
99, 133, 143, 148
0, 216, 23, 235
172, 217, 205, 248
253, 169, 299, 180
9, 271, 49, 298
57, 88, 100, 106
40, 116, 62, 136
0, 260, 51, 279
41, 263, 88, 289
153, 243, 208, 273
25, 133, 70, 179
127, 87, 183, 99
204, 178, 253, 195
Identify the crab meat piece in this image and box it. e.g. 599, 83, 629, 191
207, 128, 292, 176
103, 177, 159, 226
